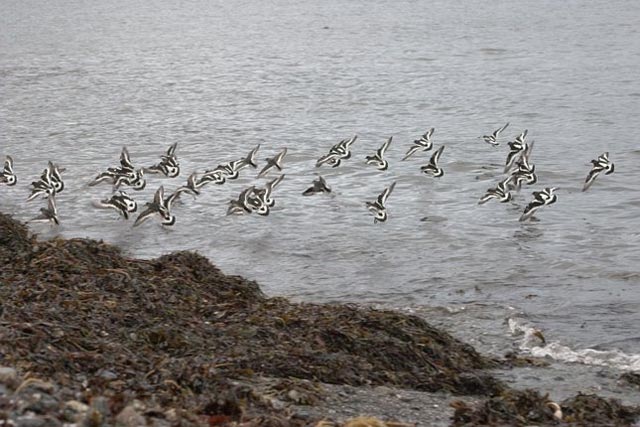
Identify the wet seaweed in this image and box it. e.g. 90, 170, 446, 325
0, 212, 500, 425
3, 212, 638, 426
451, 389, 640, 426
561, 393, 640, 425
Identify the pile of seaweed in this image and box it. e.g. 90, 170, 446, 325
0, 212, 498, 424
2, 212, 639, 426
451, 389, 640, 426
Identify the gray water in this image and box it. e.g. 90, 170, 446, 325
2, 0, 640, 402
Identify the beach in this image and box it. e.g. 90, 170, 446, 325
1, 212, 638, 426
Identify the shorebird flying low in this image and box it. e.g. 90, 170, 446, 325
133, 186, 179, 226
365, 137, 392, 171
420, 145, 445, 177
250, 174, 285, 216
89, 147, 146, 190
146, 142, 180, 178
316, 135, 357, 168
0, 155, 17, 186
239, 144, 261, 170
30, 196, 59, 225
366, 181, 396, 223
504, 130, 528, 173
519, 187, 558, 222
219, 144, 262, 180
302, 175, 331, 196
47, 161, 65, 194
257, 148, 287, 178
402, 128, 434, 161
507, 141, 537, 190
93, 191, 138, 219
479, 177, 512, 204
27, 162, 64, 201
227, 186, 258, 216
514, 129, 528, 145
583, 152, 614, 191
174, 172, 204, 197
481, 122, 509, 146
27, 168, 54, 201
197, 168, 226, 187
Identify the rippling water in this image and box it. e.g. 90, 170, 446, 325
2, 0, 640, 399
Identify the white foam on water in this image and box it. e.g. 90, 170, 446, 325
508, 318, 640, 372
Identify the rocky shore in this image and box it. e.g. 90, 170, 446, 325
1, 212, 638, 426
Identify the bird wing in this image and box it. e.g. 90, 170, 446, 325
153, 186, 165, 206
166, 142, 178, 157
47, 195, 57, 215
316, 153, 339, 167
430, 145, 445, 166
133, 207, 156, 227
478, 193, 495, 204
402, 145, 420, 161
377, 181, 396, 206
493, 122, 509, 137
4, 155, 14, 173
378, 136, 392, 158
257, 163, 271, 178
425, 127, 435, 140
583, 167, 602, 191
120, 147, 134, 170
164, 191, 180, 211
242, 144, 260, 168
343, 135, 358, 149
520, 200, 542, 221
49, 162, 63, 183
496, 178, 508, 193
504, 149, 521, 172
531, 190, 549, 203
266, 174, 285, 194
239, 186, 256, 208
275, 147, 287, 164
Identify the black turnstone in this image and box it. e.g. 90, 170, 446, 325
420, 145, 445, 177
302, 175, 331, 196
0, 156, 17, 186
583, 152, 614, 191
519, 187, 558, 222
481, 122, 509, 146
402, 128, 434, 161
257, 148, 287, 178
366, 181, 396, 223
365, 137, 392, 171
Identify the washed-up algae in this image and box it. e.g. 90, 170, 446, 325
451, 389, 640, 426
0, 212, 499, 425
2, 212, 639, 426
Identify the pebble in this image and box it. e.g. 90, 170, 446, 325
22, 392, 60, 414
116, 405, 146, 427
63, 400, 90, 422
0, 366, 19, 388
15, 379, 55, 395
97, 369, 118, 381
15, 415, 61, 427
90, 396, 111, 418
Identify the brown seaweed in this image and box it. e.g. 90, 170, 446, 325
2, 212, 639, 426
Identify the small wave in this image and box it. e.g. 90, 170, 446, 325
508, 318, 640, 372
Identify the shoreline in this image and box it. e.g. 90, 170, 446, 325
1, 212, 638, 426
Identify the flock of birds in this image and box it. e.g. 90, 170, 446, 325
0, 123, 615, 226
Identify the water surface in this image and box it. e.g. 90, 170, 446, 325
2, 0, 640, 401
